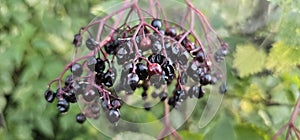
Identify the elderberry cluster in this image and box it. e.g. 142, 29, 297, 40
45, 18, 228, 125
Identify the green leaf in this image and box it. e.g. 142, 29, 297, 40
235, 124, 270, 140
210, 115, 236, 140
112, 131, 155, 140
278, 12, 300, 48
179, 131, 204, 140
0, 96, 6, 113
265, 41, 300, 73
233, 44, 266, 77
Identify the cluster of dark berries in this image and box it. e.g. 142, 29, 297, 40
45, 17, 228, 125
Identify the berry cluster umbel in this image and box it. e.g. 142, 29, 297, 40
45, 0, 229, 127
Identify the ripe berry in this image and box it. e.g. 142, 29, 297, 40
111, 99, 122, 109
148, 54, 166, 65
103, 70, 115, 87
71, 63, 83, 77
219, 83, 227, 94
101, 99, 109, 111
86, 37, 98, 50
144, 102, 151, 111
178, 52, 188, 66
159, 92, 168, 101
186, 62, 200, 81
127, 73, 139, 91
136, 63, 149, 80
162, 63, 175, 82
87, 56, 97, 71
200, 74, 212, 85
91, 103, 100, 114
63, 90, 77, 103
73, 34, 82, 47
57, 98, 69, 113
195, 51, 205, 63
116, 47, 129, 64
180, 71, 188, 85
44, 89, 56, 103
83, 88, 97, 102
95, 58, 105, 73
107, 109, 120, 124
151, 92, 158, 98
104, 39, 120, 54
141, 92, 147, 100
76, 113, 86, 124
165, 27, 176, 37
151, 40, 162, 53
64, 75, 73, 86
151, 19, 162, 30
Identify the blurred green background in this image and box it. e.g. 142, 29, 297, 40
1, 0, 300, 139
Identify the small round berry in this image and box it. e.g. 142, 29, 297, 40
219, 83, 227, 94
64, 75, 73, 86
151, 19, 162, 30
180, 71, 188, 85
141, 92, 147, 100
57, 98, 69, 113
144, 102, 151, 111
63, 90, 77, 103
70, 63, 83, 77
44, 89, 56, 103
107, 109, 120, 124
86, 37, 98, 50
165, 27, 176, 37
195, 85, 205, 99
73, 34, 82, 47
76, 113, 86, 124
159, 92, 168, 101
200, 74, 212, 85
103, 70, 115, 87
111, 99, 122, 109
127, 73, 139, 91
140, 37, 151, 51
95, 58, 105, 73
104, 39, 120, 54
87, 56, 97, 71
195, 51, 205, 63
82, 88, 97, 102
136, 63, 149, 80
151, 92, 158, 98
91, 103, 100, 114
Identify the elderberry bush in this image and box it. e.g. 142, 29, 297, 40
45, 0, 228, 138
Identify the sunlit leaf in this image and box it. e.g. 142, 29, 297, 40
233, 44, 266, 77
112, 131, 155, 140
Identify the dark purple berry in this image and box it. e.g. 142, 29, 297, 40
64, 75, 73, 86
86, 37, 97, 50
76, 113, 86, 124
83, 88, 97, 102
151, 19, 162, 30
144, 102, 151, 111
165, 27, 176, 37
127, 73, 139, 91
95, 58, 105, 73
136, 63, 149, 80
200, 74, 212, 85
44, 89, 56, 103
195, 51, 205, 63
87, 56, 97, 71
71, 63, 83, 77
151, 92, 158, 98
63, 90, 77, 103
107, 109, 120, 124
103, 70, 115, 87
104, 39, 120, 54
73, 34, 82, 47
111, 99, 122, 109
91, 103, 100, 114
57, 98, 69, 113
159, 92, 168, 101
219, 83, 227, 94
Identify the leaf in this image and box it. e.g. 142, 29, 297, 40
235, 124, 270, 140
278, 12, 300, 48
0, 96, 6, 113
233, 44, 266, 77
179, 131, 204, 140
211, 116, 236, 140
112, 131, 155, 140
265, 41, 300, 73
91, 0, 123, 16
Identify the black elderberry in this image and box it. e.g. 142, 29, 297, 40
186, 62, 200, 81
151, 92, 158, 98
82, 88, 98, 102
200, 73, 212, 85
111, 99, 122, 109
178, 52, 189, 66
180, 71, 188, 85
151, 19, 162, 30
73, 33, 82, 47
76, 113, 86, 124
103, 70, 115, 87
64, 75, 73, 86
195, 51, 205, 63
149, 74, 165, 88
159, 92, 168, 101
219, 83, 227, 94
165, 27, 176, 37
168, 97, 176, 107
144, 102, 151, 111
63, 90, 77, 103
86, 37, 98, 50
127, 73, 139, 91
141, 92, 147, 100
104, 39, 120, 54
136, 63, 149, 80
116, 47, 129, 64
95, 58, 105, 73
91, 103, 100, 114
140, 37, 152, 51
162, 63, 175, 82
57, 98, 69, 113
71, 63, 83, 77
87, 56, 97, 71
195, 85, 205, 99
151, 40, 162, 52
107, 109, 120, 124
101, 99, 109, 111
44, 89, 56, 103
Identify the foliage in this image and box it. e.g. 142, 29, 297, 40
0, 0, 300, 140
